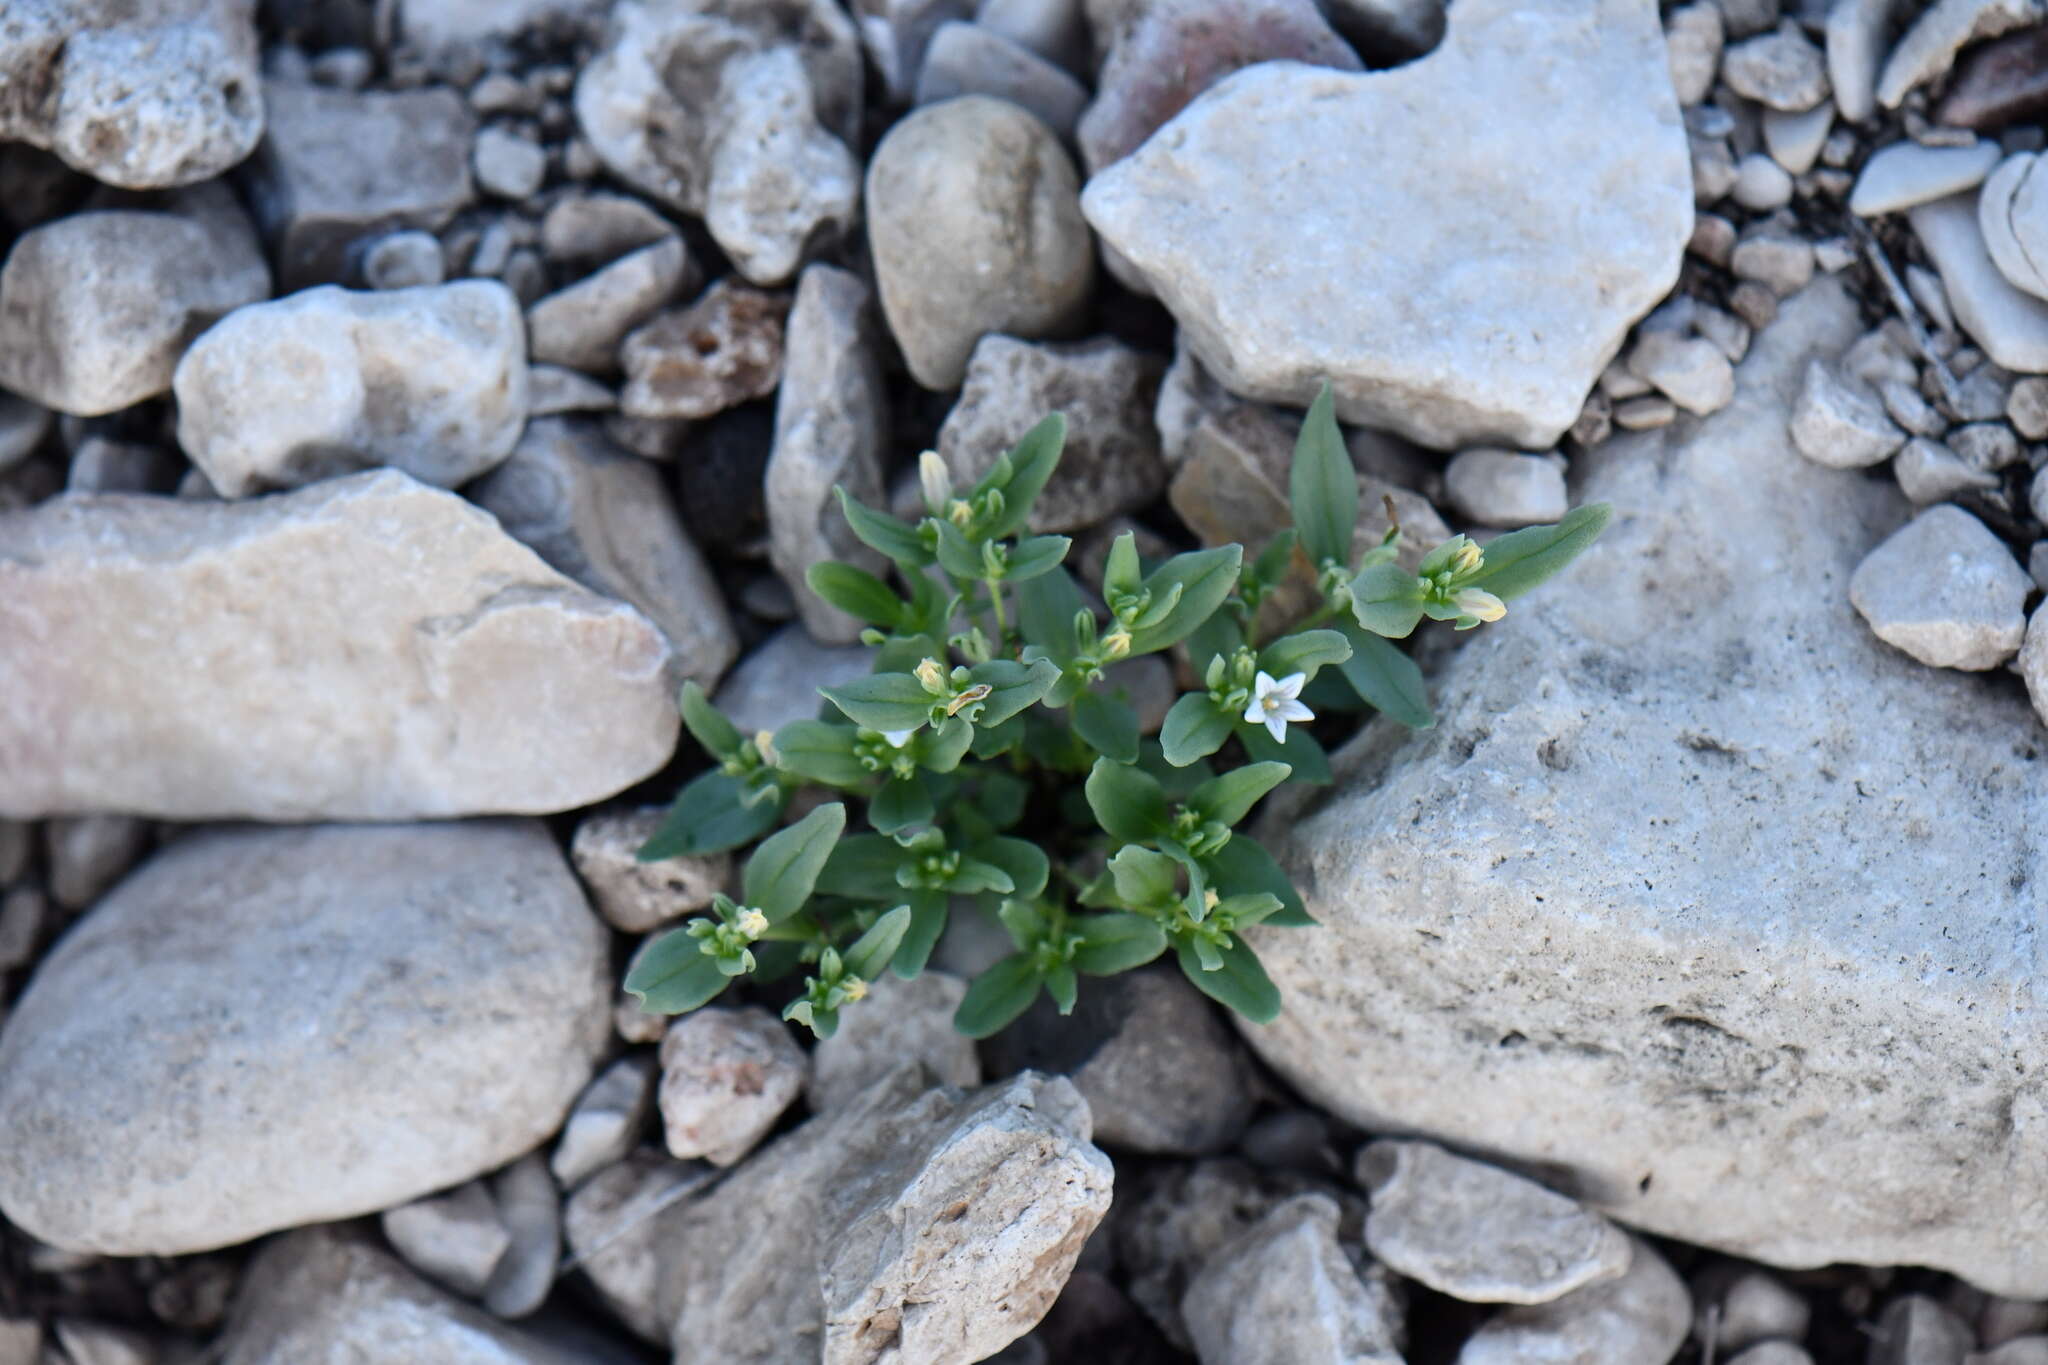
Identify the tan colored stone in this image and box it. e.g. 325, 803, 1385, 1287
0, 470, 677, 820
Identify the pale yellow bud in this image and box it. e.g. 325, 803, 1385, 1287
735, 908, 770, 939
842, 976, 869, 1002
1101, 627, 1133, 659
914, 657, 948, 693
918, 450, 951, 512
1452, 540, 1484, 576
1202, 888, 1220, 913
1453, 588, 1507, 622
753, 730, 778, 766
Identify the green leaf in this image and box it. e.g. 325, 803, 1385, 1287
979, 415, 1066, 539
623, 930, 733, 1013
1291, 381, 1357, 570
1045, 964, 1078, 1014
1242, 722, 1330, 784
1103, 530, 1142, 599
1183, 610, 1243, 680
975, 837, 1051, 900
1108, 844, 1179, 907
1466, 503, 1613, 601
968, 658, 1060, 727
1187, 761, 1292, 828
1204, 835, 1312, 927
835, 485, 932, 567
677, 681, 743, 760
1175, 935, 1281, 1023
955, 954, 1045, 1038
870, 776, 934, 834
818, 833, 912, 898
1247, 528, 1298, 590
1349, 561, 1425, 638
1161, 693, 1236, 768
843, 905, 912, 980
1257, 629, 1352, 684
804, 562, 904, 629
969, 713, 1024, 759
933, 519, 986, 579
1071, 913, 1168, 974
772, 719, 870, 787
1015, 566, 1090, 662
917, 716, 975, 773
1335, 623, 1433, 729
821, 672, 934, 733
997, 897, 1049, 950
893, 889, 949, 978
941, 856, 1015, 896
1005, 534, 1072, 583
637, 770, 783, 860
742, 802, 846, 921
1085, 756, 1170, 843
1072, 689, 1140, 765
1127, 546, 1245, 656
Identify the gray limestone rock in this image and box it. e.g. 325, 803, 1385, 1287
1357, 1140, 1632, 1305
806, 972, 982, 1113
0, 821, 611, 1254
914, 21, 1089, 137
1789, 358, 1906, 466
767, 264, 892, 644
1721, 22, 1831, 110
866, 96, 1095, 390
0, 0, 263, 190
569, 807, 729, 934
1182, 1194, 1404, 1365
937, 334, 1167, 533
0, 470, 678, 820
217, 1226, 584, 1363
1458, 1237, 1690, 1365
1443, 450, 1570, 527
1242, 279, 2048, 1297
0, 188, 269, 416
382, 1180, 513, 1299
246, 79, 475, 291
1081, 0, 1691, 450
658, 1006, 807, 1167
712, 625, 873, 736
467, 417, 738, 688
172, 281, 529, 497
553, 1054, 660, 1189
526, 235, 692, 375
1913, 191, 2048, 374
1876, 0, 2042, 109
1848, 503, 2031, 670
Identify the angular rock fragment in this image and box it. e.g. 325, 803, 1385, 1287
247, 79, 474, 290
620, 279, 788, 420
0, 187, 269, 416
938, 335, 1167, 533
1789, 358, 1906, 466
807, 972, 982, 1112
658, 1007, 807, 1166
1851, 504, 2032, 670
553, 1054, 659, 1188
1357, 1140, 1632, 1304
1183, 1195, 1404, 1365
0, 471, 678, 820
1458, 1237, 1690, 1365
915, 21, 1090, 137
1081, 0, 1691, 449
382, 1181, 513, 1299
570, 807, 728, 934
0, 821, 610, 1253
1721, 22, 1831, 110
172, 281, 529, 496
526, 235, 692, 374
1877, 0, 2042, 109
468, 417, 737, 687
0, 0, 263, 190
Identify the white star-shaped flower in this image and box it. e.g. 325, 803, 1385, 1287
1245, 670, 1312, 744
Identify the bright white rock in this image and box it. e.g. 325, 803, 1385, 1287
1243, 279, 2048, 1296
1849, 503, 2031, 670
1851, 140, 2002, 215
1980, 153, 2048, 300
1912, 192, 2048, 372
1081, 0, 1692, 450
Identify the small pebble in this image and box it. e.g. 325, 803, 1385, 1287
1720, 22, 1830, 111
1851, 139, 2002, 215
658, 1006, 806, 1166
1908, 263, 1958, 333
1443, 449, 1569, 526
1870, 1294, 1976, 1365
473, 127, 547, 200
1763, 101, 1832, 174
1696, 305, 1752, 363
1733, 153, 1796, 209
1693, 135, 1740, 203
1790, 359, 1906, 468
1614, 395, 1679, 429
1895, 438, 1999, 503
1629, 331, 1736, 414
359, 230, 446, 290
308, 46, 374, 90
1730, 281, 1781, 330
1949, 420, 2023, 469
1814, 236, 1858, 272
470, 72, 540, 115
1850, 504, 2031, 671
1881, 379, 1948, 436
1667, 2, 1725, 106
1570, 392, 1614, 447
1732, 229, 1816, 296
1690, 213, 1738, 265
1601, 358, 1655, 400
620, 280, 789, 420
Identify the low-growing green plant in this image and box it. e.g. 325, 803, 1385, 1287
627, 385, 1610, 1039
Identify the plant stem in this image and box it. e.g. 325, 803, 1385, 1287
988, 577, 1008, 645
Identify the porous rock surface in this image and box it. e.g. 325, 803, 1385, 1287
1081, 0, 1693, 450
1248, 279, 2048, 1297
0, 821, 611, 1255
0, 470, 678, 820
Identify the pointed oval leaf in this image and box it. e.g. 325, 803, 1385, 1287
843, 904, 913, 981
637, 770, 784, 860
1291, 381, 1357, 570
806, 562, 906, 629
1071, 912, 1169, 975
1108, 844, 1180, 907
818, 833, 912, 898
678, 681, 743, 760
1103, 530, 1142, 598
1161, 693, 1236, 767
1241, 722, 1331, 784
1128, 546, 1245, 655
743, 802, 846, 921
773, 720, 870, 787
1203, 834, 1312, 927
1015, 566, 1089, 662
1085, 756, 1170, 844
623, 929, 734, 1013
1072, 689, 1140, 765
954, 954, 1045, 1038
821, 672, 935, 733
1349, 561, 1426, 638
870, 776, 935, 835
1187, 761, 1292, 828
1257, 628, 1352, 684
1175, 935, 1281, 1023
1004, 534, 1073, 584
973, 837, 1050, 900
893, 889, 950, 978
979, 414, 1067, 539
1335, 622, 1433, 729
968, 657, 1061, 727
1467, 502, 1613, 601
835, 485, 933, 566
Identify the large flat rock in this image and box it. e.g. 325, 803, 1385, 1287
0, 470, 678, 820
0, 821, 611, 1255
1248, 279, 2048, 1296
1080, 0, 1692, 449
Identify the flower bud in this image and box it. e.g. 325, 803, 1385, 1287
918, 450, 951, 513
735, 908, 770, 939
1453, 588, 1507, 622
915, 657, 948, 694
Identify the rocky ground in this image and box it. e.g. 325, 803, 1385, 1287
4, 0, 2048, 1361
